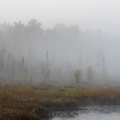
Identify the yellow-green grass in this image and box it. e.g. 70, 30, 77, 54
1, 83, 120, 120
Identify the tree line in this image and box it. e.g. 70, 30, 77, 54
0, 19, 117, 85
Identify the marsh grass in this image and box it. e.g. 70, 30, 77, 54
0, 82, 120, 120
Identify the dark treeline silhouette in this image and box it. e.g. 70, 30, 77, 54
0, 19, 119, 86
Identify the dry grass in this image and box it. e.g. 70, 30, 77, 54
0, 82, 120, 120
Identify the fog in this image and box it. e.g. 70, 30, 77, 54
1, 0, 120, 36
0, 0, 120, 86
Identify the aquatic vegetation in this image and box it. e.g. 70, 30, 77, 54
1, 82, 120, 120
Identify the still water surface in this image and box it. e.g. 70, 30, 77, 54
52, 106, 120, 120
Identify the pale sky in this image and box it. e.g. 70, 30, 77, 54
0, 0, 120, 35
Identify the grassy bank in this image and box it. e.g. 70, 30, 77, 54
1, 82, 120, 120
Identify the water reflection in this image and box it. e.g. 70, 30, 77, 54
52, 106, 120, 120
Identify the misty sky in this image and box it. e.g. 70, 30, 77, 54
0, 0, 120, 36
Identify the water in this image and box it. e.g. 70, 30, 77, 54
52, 106, 120, 120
